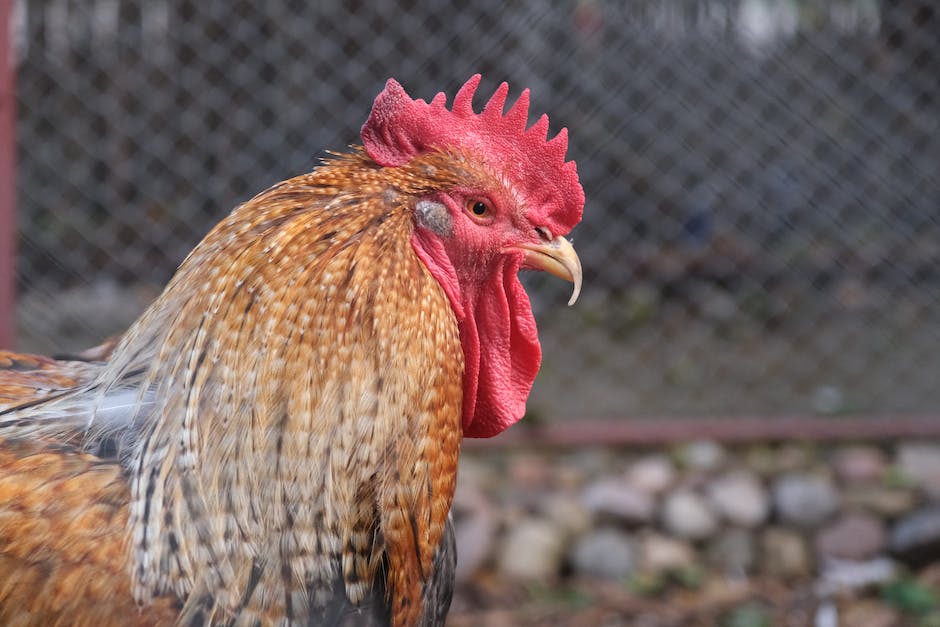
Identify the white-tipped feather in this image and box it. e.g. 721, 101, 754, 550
0, 380, 156, 457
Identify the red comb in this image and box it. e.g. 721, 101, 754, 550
361, 75, 584, 234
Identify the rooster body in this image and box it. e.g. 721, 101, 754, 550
0, 77, 583, 626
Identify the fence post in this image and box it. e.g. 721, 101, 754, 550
0, 0, 15, 349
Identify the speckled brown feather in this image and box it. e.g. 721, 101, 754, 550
0, 351, 97, 410
0, 437, 178, 626
118, 150, 464, 626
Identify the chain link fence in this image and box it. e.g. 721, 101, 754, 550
11, 0, 940, 419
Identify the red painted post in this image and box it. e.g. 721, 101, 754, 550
0, 0, 15, 349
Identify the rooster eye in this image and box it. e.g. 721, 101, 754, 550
468, 200, 490, 217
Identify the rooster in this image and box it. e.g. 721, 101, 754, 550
0, 75, 584, 626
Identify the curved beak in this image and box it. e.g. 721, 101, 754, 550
511, 236, 583, 306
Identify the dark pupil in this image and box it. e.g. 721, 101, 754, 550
472, 202, 487, 215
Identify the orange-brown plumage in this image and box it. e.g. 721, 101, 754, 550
0, 438, 178, 626
0, 352, 95, 409
0, 77, 584, 626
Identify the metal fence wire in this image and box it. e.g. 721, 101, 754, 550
11, 0, 940, 419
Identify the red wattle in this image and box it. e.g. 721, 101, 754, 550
411, 230, 541, 438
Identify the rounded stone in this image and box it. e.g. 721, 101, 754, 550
582, 479, 655, 525
540, 493, 592, 536
679, 440, 727, 471
897, 443, 940, 497
889, 505, 940, 568
639, 533, 698, 574
451, 484, 498, 582
497, 518, 566, 580
507, 453, 552, 489
706, 528, 756, 576
569, 528, 637, 580
772, 473, 840, 528
831, 446, 887, 485
706, 470, 769, 527
815, 513, 887, 561
661, 489, 718, 540
626, 455, 677, 495
761, 527, 813, 578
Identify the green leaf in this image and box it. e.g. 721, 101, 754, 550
882, 579, 939, 615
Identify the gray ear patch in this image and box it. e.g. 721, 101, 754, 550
415, 200, 453, 237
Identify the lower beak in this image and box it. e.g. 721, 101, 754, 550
512, 236, 583, 306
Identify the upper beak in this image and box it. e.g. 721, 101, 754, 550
511, 236, 583, 306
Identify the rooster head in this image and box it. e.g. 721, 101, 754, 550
361, 75, 585, 438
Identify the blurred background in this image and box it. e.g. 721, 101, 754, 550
5, 1, 940, 625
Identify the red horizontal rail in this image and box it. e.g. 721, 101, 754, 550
465, 415, 940, 448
